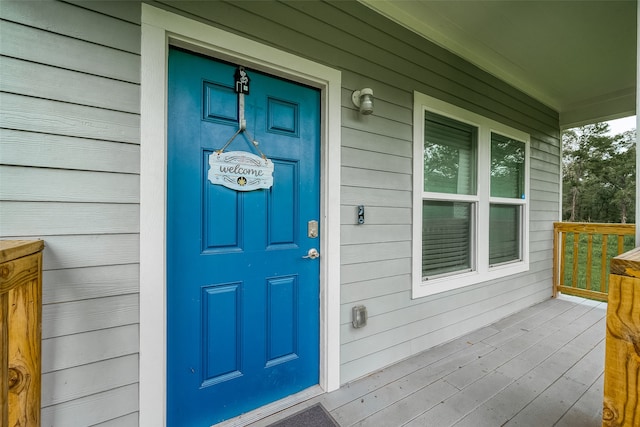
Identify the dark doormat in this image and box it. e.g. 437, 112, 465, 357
266, 403, 340, 427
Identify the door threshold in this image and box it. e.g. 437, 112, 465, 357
213, 385, 325, 427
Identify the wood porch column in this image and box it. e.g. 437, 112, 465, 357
0, 240, 44, 427
603, 247, 640, 427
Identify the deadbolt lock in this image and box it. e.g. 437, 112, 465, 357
308, 220, 318, 238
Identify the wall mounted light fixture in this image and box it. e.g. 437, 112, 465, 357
351, 88, 374, 115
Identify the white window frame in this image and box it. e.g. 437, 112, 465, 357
412, 92, 530, 298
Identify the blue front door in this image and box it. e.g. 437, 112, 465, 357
167, 48, 321, 426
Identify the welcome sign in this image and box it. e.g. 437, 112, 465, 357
208, 151, 274, 191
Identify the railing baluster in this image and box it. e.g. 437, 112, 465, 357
559, 232, 567, 288
572, 232, 580, 289
553, 227, 559, 297
617, 235, 624, 255
601, 234, 608, 294
586, 233, 593, 290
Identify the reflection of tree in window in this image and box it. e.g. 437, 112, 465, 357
423, 144, 462, 193
491, 134, 524, 198
424, 113, 477, 195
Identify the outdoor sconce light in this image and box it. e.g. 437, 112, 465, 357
352, 88, 374, 115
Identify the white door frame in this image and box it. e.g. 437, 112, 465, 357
139, 5, 341, 425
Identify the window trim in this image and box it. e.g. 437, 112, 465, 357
412, 92, 530, 298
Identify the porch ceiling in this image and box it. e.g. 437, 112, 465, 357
360, 0, 637, 129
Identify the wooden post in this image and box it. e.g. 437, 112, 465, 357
0, 240, 44, 427
604, 246, 640, 427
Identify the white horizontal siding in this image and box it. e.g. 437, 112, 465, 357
341, 167, 411, 191
0, 202, 139, 236
64, 0, 141, 24
341, 186, 411, 208
0, 56, 140, 113
42, 354, 138, 407
1, 1, 142, 424
341, 225, 412, 245
0, 129, 140, 173
41, 383, 139, 427
0, 93, 139, 143
340, 280, 552, 382
93, 413, 139, 427
342, 127, 412, 157
341, 275, 411, 304
42, 294, 139, 339
2, 0, 563, 423
342, 258, 411, 285
43, 264, 139, 305
341, 241, 411, 265
0, 19, 140, 83
340, 206, 411, 225
42, 324, 139, 373
342, 146, 412, 173
336, 69, 557, 385
2, 0, 140, 53
39, 234, 139, 271
0, 166, 139, 203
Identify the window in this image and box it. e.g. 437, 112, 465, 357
413, 92, 529, 298
490, 133, 525, 266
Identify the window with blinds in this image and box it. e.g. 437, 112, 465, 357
489, 133, 525, 265
422, 112, 477, 279
490, 133, 525, 199
413, 91, 530, 298
423, 113, 477, 195
422, 200, 472, 277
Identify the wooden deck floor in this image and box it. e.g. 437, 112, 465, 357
244, 295, 606, 427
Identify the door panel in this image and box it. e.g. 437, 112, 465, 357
167, 48, 320, 426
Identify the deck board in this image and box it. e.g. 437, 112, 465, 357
239, 295, 605, 427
